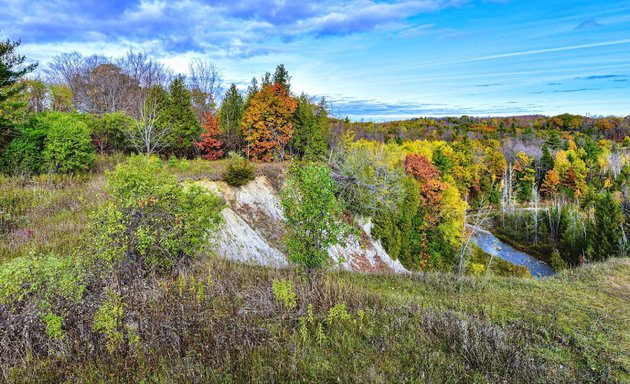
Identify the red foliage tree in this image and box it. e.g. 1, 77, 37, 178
195, 111, 224, 160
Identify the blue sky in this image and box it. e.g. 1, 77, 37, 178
2, 0, 630, 120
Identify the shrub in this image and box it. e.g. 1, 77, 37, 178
42, 113, 95, 174
93, 290, 125, 353
0, 117, 47, 175
222, 152, 255, 187
90, 112, 135, 153
272, 278, 297, 310
0, 252, 85, 309
92, 155, 223, 273
550, 249, 567, 271
469, 262, 485, 276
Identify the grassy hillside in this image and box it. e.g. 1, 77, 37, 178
1, 158, 629, 383
3, 256, 629, 383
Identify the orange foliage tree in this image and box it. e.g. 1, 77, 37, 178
540, 169, 560, 197
404, 154, 447, 212
241, 83, 297, 162
195, 111, 224, 160
404, 153, 450, 269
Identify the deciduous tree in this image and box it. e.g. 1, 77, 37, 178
242, 83, 297, 162
195, 111, 223, 160
281, 164, 345, 272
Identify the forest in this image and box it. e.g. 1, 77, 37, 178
1, 38, 630, 383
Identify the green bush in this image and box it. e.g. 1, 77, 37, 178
42, 113, 95, 174
550, 249, 567, 271
92, 155, 223, 273
0, 117, 47, 175
222, 152, 255, 187
0, 252, 85, 311
90, 112, 134, 153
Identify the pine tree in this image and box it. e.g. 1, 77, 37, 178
165, 76, 201, 158
261, 72, 272, 86
292, 95, 329, 161
546, 130, 561, 150
592, 191, 623, 261
539, 144, 554, 184
219, 84, 245, 153
0, 39, 37, 103
272, 64, 291, 93
1, 39, 37, 150
246, 77, 258, 104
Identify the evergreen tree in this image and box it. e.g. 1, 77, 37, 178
0, 39, 37, 103
1, 39, 37, 150
497, 120, 506, 138
246, 77, 258, 103
165, 76, 200, 158
219, 84, 245, 153
272, 64, 291, 93
539, 144, 554, 185
290, 94, 326, 160
592, 191, 623, 261
546, 130, 561, 150
261, 72, 272, 86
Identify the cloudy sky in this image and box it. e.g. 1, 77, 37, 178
2, 0, 630, 120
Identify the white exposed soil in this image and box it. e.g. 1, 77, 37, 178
197, 176, 407, 273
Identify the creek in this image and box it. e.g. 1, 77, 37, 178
470, 226, 554, 278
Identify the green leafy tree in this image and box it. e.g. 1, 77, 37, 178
91, 112, 135, 153
219, 84, 245, 153
0, 114, 47, 174
42, 113, 95, 174
49, 84, 74, 112
281, 164, 345, 272
165, 76, 200, 157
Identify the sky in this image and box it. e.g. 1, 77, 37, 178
2, 0, 630, 121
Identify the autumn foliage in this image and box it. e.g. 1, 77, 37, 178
242, 83, 297, 162
195, 111, 224, 160
404, 154, 447, 209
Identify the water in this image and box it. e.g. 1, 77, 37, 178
470, 226, 554, 278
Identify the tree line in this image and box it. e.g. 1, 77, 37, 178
1, 39, 332, 176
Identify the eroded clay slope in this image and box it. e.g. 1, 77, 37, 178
197, 176, 407, 273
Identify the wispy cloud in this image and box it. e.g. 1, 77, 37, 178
575, 18, 602, 29
456, 39, 630, 63
577, 74, 626, 80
